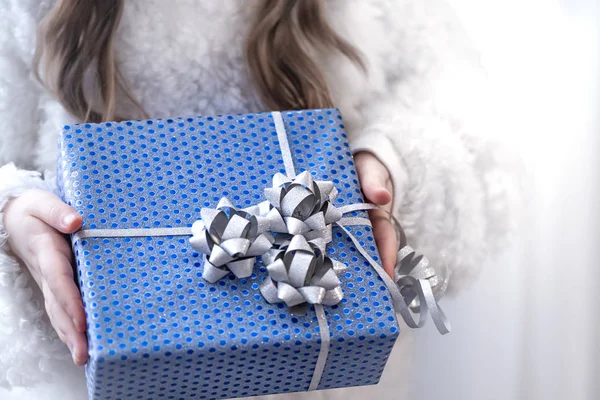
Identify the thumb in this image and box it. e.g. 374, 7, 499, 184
354, 152, 392, 206
24, 190, 82, 234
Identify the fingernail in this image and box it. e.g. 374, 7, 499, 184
63, 214, 77, 226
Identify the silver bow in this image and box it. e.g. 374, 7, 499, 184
262, 171, 342, 241
189, 197, 274, 283
259, 234, 347, 314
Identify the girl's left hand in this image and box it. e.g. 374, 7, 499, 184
354, 152, 397, 278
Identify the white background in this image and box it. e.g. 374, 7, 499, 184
413, 1, 599, 399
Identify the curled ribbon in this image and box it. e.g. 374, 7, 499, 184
394, 245, 450, 334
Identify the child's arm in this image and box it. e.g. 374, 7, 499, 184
0, 0, 85, 387
0, 0, 75, 234
336, 0, 522, 294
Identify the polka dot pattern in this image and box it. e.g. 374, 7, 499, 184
58, 109, 399, 400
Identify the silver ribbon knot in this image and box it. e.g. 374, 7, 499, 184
189, 197, 274, 283
259, 235, 346, 315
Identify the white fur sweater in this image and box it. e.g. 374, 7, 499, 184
0, 0, 521, 398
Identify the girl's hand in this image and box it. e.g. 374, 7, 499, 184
4, 189, 87, 365
354, 152, 397, 278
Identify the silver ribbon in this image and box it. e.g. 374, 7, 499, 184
337, 206, 450, 333
72, 227, 193, 242
188, 197, 274, 283
71, 111, 451, 392
310, 304, 329, 391
336, 221, 451, 335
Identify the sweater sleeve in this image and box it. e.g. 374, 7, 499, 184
0, 0, 69, 232
344, 0, 523, 294
0, 0, 74, 389
0, 0, 69, 245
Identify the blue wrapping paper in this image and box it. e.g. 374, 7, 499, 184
57, 109, 400, 400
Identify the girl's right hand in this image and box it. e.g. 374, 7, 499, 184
3, 189, 88, 365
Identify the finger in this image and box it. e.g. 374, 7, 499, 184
23, 190, 82, 234
355, 152, 392, 206
37, 243, 86, 333
369, 208, 398, 278
44, 290, 88, 365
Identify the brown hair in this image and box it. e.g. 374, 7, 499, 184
34, 0, 365, 123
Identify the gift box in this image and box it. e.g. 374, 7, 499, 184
57, 109, 401, 400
